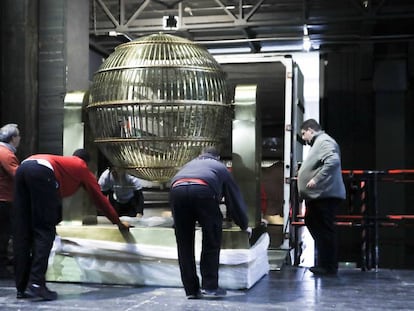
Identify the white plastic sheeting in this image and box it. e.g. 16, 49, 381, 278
49, 233, 270, 289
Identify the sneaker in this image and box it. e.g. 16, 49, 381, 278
200, 287, 227, 298
309, 266, 337, 276
186, 290, 202, 300
27, 284, 58, 301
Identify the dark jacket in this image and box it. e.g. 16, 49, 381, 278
171, 153, 249, 230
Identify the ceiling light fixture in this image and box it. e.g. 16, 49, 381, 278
108, 31, 132, 41
184, 6, 193, 16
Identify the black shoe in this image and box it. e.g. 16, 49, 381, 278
309, 266, 337, 276
27, 284, 58, 301
16, 290, 34, 299
200, 287, 227, 298
186, 290, 202, 300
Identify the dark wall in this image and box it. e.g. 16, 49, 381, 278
0, 0, 67, 157
38, 0, 66, 154
321, 42, 414, 269
0, 0, 90, 158
321, 49, 376, 170
322, 43, 414, 170
0, 0, 39, 159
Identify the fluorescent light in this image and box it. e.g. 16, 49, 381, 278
64, 91, 85, 104
207, 47, 251, 54
108, 31, 132, 41
260, 44, 304, 52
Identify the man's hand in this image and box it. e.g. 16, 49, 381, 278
245, 227, 252, 238
306, 178, 316, 188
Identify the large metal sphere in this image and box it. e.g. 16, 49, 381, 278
87, 33, 231, 182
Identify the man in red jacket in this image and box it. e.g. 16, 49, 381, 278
13, 149, 131, 301
0, 123, 21, 279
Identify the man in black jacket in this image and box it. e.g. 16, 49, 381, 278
170, 147, 250, 299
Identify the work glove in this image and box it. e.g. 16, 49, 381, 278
245, 227, 252, 239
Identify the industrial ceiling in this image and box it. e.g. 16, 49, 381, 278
89, 0, 414, 56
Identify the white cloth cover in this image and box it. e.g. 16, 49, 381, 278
49, 233, 270, 289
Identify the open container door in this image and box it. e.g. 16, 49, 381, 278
213, 54, 305, 252
284, 61, 305, 259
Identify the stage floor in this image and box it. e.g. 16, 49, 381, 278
1, 266, 413, 310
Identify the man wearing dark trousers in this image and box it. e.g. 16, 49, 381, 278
169, 147, 250, 299
13, 149, 131, 301
298, 119, 346, 276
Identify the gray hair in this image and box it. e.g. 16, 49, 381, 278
0, 123, 19, 143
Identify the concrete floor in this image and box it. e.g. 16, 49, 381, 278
1, 266, 414, 310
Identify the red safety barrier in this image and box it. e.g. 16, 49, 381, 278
387, 215, 414, 220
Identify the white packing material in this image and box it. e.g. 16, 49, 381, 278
119, 216, 174, 227
49, 232, 270, 289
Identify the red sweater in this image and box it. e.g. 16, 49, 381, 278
0, 144, 19, 202
28, 154, 120, 224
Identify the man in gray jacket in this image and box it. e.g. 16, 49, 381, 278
298, 119, 346, 276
